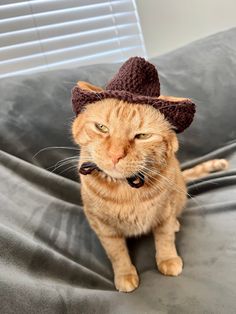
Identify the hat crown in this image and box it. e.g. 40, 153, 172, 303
106, 57, 160, 97
72, 56, 195, 133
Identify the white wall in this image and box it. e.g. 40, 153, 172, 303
136, 0, 236, 57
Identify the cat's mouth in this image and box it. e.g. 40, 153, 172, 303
79, 162, 145, 188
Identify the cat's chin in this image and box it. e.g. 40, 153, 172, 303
96, 163, 138, 180
102, 169, 126, 180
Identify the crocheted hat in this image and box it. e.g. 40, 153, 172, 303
72, 57, 195, 133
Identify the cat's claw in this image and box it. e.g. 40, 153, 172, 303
158, 256, 183, 276
115, 268, 139, 292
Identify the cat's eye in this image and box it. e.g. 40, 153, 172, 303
135, 133, 152, 140
95, 123, 109, 133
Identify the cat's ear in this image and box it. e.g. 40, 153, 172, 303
77, 81, 104, 92
166, 132, 179, 157
72, 114, 90, 146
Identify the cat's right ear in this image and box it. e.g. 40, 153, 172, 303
72, 115, 90, 146
72, 81, 103, 145
77, 81, 104, 92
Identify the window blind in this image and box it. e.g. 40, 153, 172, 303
0, 0, 146, 78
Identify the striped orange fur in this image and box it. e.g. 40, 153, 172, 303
183, 159, 228, 183
72, 83, 228, 292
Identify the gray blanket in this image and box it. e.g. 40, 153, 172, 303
1, 28, 236, 314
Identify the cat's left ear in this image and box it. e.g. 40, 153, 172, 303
77, 81, 104, 92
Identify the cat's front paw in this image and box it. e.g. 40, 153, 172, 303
158, 256, 183, 276
115, 267, 139, 292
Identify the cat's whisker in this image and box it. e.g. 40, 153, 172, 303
141, 165, 205, 210
141, 168, 185, 196
139, 169, 161, 185
47, 155, 94, 173
33, 146, 81, 160
138, 170, 163, 192
45, 163, 78, 180
143, 165, 187, 193
58, 165, 79, 175
49, 160, 79, 174
46, 157, 78, 171
47, 156, 80, 170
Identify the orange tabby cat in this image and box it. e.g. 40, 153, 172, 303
72, 82, 228, 292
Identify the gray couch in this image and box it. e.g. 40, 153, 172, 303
0, 28, 236, 314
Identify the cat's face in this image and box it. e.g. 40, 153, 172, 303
72, 99, 178, 179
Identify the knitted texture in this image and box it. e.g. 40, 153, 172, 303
71, 57, 196, 133
106, 57, 160, 97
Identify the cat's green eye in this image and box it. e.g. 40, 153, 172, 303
95, 123, 109, 133
135, 133, 152, 140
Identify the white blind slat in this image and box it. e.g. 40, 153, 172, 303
0, 13, 137, 47
0, 0, 133, 32
0, 0, 129, 18
0, 23, 138, 61
0, 0, 146, 78
0, 1, 112, 17
0, 35, 141, 75
1, 45, 142, 79
0, 0, 21, 7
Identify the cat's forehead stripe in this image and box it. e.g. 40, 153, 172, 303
115, 102, 122, 117
108, 101, 143, 128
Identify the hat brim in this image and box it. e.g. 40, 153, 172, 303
72, 86, 195, 133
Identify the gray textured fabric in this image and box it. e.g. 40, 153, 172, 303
1, 28, 236, 313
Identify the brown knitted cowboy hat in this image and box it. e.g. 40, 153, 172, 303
72, 57, 195, 133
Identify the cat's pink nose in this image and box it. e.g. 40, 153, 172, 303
108, 151, 125, 165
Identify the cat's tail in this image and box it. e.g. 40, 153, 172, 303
182, 159, 228, 183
